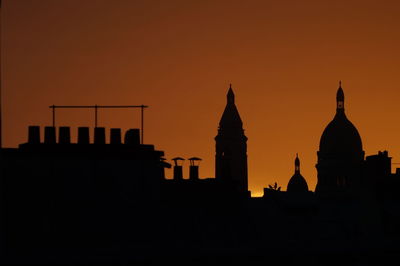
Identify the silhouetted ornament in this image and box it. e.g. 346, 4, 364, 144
319, 83, 362, 154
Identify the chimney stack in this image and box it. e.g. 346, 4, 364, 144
94, 127, 106, 144
44, 126, 56, 144
59, 127, 71, 144
78, 127, 90, 144
124, 129, 140, 145
28, 126, 40, 144
188, 157, 202, 180
172, 157, 184, 180
110, 128, 122, 144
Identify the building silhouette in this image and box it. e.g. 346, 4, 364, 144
316, 82, 365, 197
161, 85, 249, 202
215, 84, 249, 197
1, 82, 400, 264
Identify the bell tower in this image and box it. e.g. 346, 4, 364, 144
215, 84, 248, 196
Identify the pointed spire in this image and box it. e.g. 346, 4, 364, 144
227, 83, 235, 104
218, 83, 243, 130
336, 81, 345, 112
295, 153, 300, 173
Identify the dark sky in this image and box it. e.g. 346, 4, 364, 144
3, 0, 400, 195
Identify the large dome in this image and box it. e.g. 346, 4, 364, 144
319, 113, 362, 153
319, 85, 363, 154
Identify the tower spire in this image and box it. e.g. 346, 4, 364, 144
227, 83, 235, 104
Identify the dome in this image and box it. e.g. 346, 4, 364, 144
287, 154, 309, 193
319, 85, 363, 154
287, 173, 309, 193
319, 113, 362, 153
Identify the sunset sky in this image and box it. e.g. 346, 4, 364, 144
2, 0, 400, 196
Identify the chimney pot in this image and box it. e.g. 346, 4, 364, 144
94, 127, 106, 144
28, 126, 40, 144
44, 126, 56, 144
59, 127, 71, 144
110, 128, 122, 144
124, 129, 140, 145
189, 165, 199, 180
78, 127, 90, 144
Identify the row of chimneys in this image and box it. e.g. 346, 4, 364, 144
27, 126, 141, 145
172, 157, 202, 180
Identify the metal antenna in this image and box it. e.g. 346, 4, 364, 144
49, 105, 149, 144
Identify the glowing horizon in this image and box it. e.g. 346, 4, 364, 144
2, 0, 400, 195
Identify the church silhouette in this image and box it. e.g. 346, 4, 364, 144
1, 83, 400, 264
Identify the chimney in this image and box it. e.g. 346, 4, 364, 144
124, 129, 140, 145
44, 126, 56, 144
172, 157, 184, 180
28, 126, 40, 144
78, 127, 90, 144
94, 127, 106, 144
110, 128, 122, 144
59, 127, 71, 144
188, 157, 202, 180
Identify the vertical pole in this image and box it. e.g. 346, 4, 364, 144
52, 105, 55, 127
141, 105, 144, 144
0, 0, 2, 149
95, 105, 98, 128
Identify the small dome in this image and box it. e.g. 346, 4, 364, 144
287, 173, 309, 193
287, 154, 308, 193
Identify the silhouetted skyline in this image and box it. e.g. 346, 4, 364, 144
2, 82, 400, 264
2, 0, 400, 196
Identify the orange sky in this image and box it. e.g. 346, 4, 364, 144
2, 0, 400, 196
